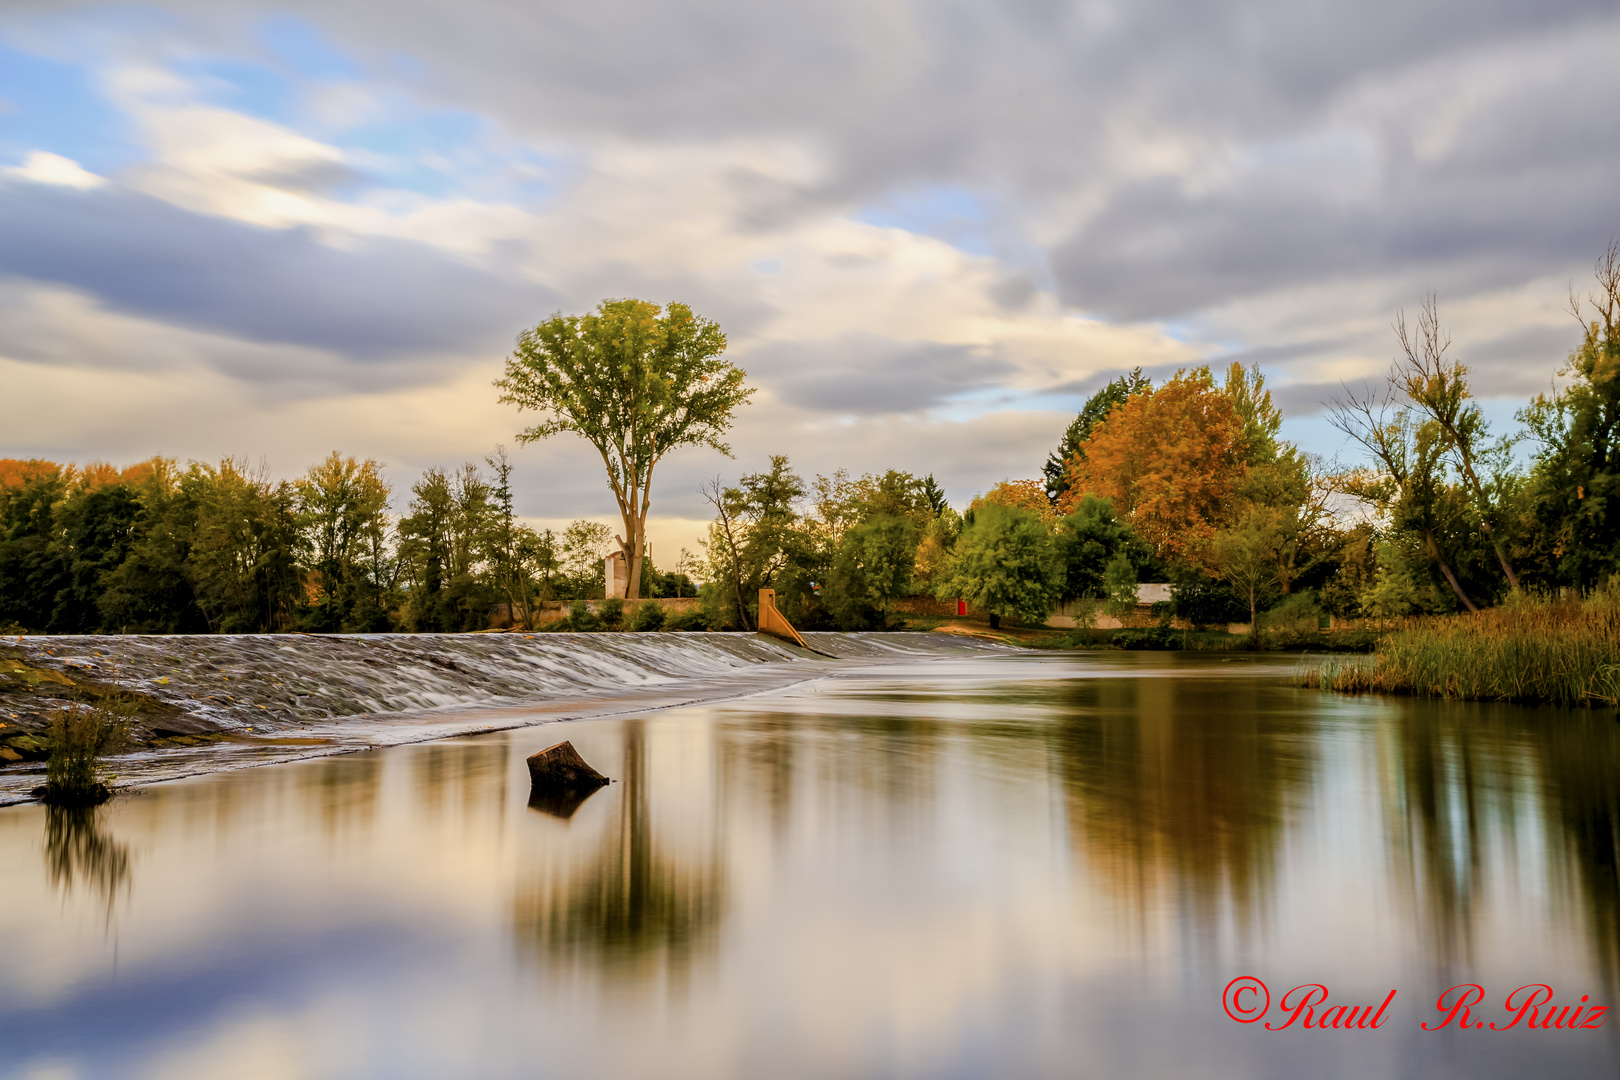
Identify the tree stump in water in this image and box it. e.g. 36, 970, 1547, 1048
526, 740, 609, 791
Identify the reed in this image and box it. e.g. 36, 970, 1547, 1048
41, 695, 135, 806
1298, 588, 1620, 707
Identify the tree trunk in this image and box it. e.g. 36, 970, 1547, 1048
1479, 521, 1520, 591
1424, 530, 1479, 612
989, 612, 1001, 630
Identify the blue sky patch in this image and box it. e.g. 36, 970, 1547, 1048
857, 184, 994, 256
0, 44, 137, 173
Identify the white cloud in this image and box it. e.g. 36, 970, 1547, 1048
2, 150, 104, 189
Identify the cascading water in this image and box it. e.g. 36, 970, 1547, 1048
0, 631, 1011, 802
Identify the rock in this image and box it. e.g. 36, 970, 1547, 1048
526, 740, 609, 790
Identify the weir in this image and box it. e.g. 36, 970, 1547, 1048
0, 630, 1011, 802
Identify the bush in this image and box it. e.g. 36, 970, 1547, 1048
567, 599, 599, 632
630, 599, 666, 632
665, 609, 711, 632
1262, 590, 1326, 635
1170, 565, 1250, 628
41, 696, 135, 806
1110, 625, 1179, 650
598, 596, 625, 630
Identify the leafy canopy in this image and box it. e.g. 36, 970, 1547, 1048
497, 299, 753, 598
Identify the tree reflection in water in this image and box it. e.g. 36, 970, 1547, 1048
512, 719, 726, 984
1056, 674, 1314, 931
1381, 701, 1620, 993
43, 804, 132, 927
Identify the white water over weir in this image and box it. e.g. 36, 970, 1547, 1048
0, 632, 1011, 803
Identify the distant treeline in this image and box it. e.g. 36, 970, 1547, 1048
703, 241, 1620, 633
0, 450, 694, 635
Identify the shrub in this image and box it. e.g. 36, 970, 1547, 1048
1111, 625, 1179, 650
567, 599, 599, 632
41, 696, 135, 806
1262, 590, 1326, 636
630, 600, 667, 632
598, 596, 625, 630
665, 609, 710, 631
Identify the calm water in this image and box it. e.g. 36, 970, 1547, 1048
2, 652, 1617, 1079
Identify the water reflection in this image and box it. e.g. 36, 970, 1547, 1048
513, 720, 726, 980
1380, 701, 1620, 991
6, 655, 1619, 1079
42, 805, 132, 924
1536, 713, 1620, 991
528, 783, 605, 819
1056, 674, 1312, 929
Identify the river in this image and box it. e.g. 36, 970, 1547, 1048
1, 650, 1616, 1078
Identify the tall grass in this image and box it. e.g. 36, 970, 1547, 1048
41, 695, 135, 806
1299, 588, 1620, 707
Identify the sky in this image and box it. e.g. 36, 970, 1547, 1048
2, 1, 1618, 557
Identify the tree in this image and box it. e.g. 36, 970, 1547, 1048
1056, 494, 1152, 600
701, 457, 816, 628
497, 299, 753, 600
827, 514, 918, 629
1043, 368, 1152, 504
188, 460, 300, 633
1060, 368, 1246, 560
1394, 297, 1522, 590
1327, 361, 1480, 613
1207, 507, 1285, 640
560, 519, 612, 600
978, 479, 1058, 525
936, 502, 1062, 630
1520, 240, 1620, 587
296, 453, 394, 631
1101, 551, 1139, 617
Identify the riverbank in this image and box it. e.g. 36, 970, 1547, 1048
1297, 592, 1620, 707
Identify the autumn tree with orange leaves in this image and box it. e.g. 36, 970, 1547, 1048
1058, 368, 1246, 561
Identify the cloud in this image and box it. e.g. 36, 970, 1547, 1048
4, 0, 1620, 552
2, 148, 103, 187
742, 334, 1013, 414
0, 174, 554, 362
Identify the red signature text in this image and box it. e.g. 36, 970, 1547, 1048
1422, 984, 1608, 1031
1222, 978, 1396, 1030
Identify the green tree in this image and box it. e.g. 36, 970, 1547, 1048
397, 464, 494, 630
937, 502, 1062, 630
188, 460, 301, 633
1394, 297, 1522, 590
827, 514, 919, 629
1207, 507, 1285, 640
558, 519, 611, 600
1056, 494, 1152, 600
53, 482, 142, 632
1101, 551, 1139, 617
97, 460, 211, 634
296, 453, 395, 631
701, 457, 816, 629
1043, 368, 1152, 504
497, 299, 753, 600
1328, 383, 1479, 612
1520, 241, 1620, 587
0, 464, 70, 631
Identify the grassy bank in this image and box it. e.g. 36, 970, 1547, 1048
1298, 591, 1620, 707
